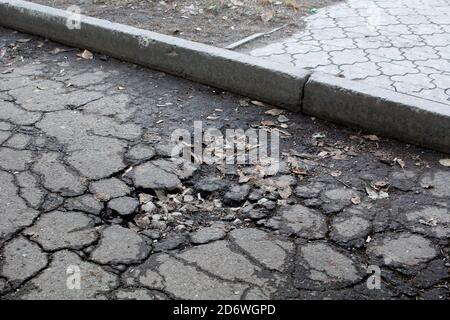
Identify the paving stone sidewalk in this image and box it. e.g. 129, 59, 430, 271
0, 27, 449, 300
245, 0, 450, 105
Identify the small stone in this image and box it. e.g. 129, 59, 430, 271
321, 187, 358, 214
247, 209, 267, 220
304, 198, 322, 207
277, 115, 289, 123
232, 218, 242, 225
267, 204, 327, 239
248, 188, 265, 201
151, 220, 167, 230
141, 201, 157, 214
108, 197, 139, 216
126, 144, 155, 161
190, 227, 226, 244
65, 194, 103, 215
153, 234, 186, 252
91, 225, 150, 265
194, 178, 228, 193
224, 184, 250, 205
141, 229, 161, 240
154, 142, 177, 157
41, 193, 64, 212
90, 178, 130, 199
295, 182, 324, 199
132, 160, 181, 190
138, 193, 153, 204
257, 198, 276, 210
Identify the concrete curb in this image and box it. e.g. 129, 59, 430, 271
304, 73, 450, 154
1, 0, 450, 154
0, 0, 309, 111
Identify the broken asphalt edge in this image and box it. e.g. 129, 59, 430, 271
1, 0, 449, 154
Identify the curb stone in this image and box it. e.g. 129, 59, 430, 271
0, 0, 309, 111
1, 0, 449, 154
303, 73, 450, 154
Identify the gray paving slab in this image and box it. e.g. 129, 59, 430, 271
247, 0, 450, 105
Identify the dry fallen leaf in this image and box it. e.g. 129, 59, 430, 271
394, 157, 405, 168
265, 108, 284, 116
279, 187, 292, 199
330, 170, 342, 177
77, 49, 94, 60
50, 47, 74, 55
365, 186, 389, 200
372, 180, 389, 190
260, 10, 274, 23
363, 134, 380, 141
312, 132, 326, 139
278, 115, 289, 123
351, 195, 361, 205
261, 120, 275, 127
285, 0, 300, 10
239, 99, 249, 107
439, 159, 450, 167
251, 100, 266, 107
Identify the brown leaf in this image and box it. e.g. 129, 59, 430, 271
251, 100, 267, 107
439, 159, 450, 167
261, 120, 275, 126
365, 186, 389, 200
363, 134, 380, 141
16, 38, 31, 43
330, 170, 342, 177
260, 10, 274, 23
279, 187, 292, 199
265, 108, 284, 116
351, 195, 361, 205
50, 47, 74, 55
77, 49, 94, 60
239, 99, 250, 107
394, 157, 405, 168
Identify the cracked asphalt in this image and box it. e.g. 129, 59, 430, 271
0, 26, 449, 300
245, 0, 450, 105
